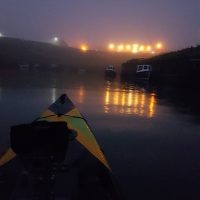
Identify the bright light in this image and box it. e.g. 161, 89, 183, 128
0, 33, 3, 37
132, 49, 138, 54
133, 44, 138, 48
108, 43, 115, 50
53, 37, 58, 42
146, 46, 152, 51
156, 42, 163, 49
118, 44, 124, 51
126, 45, 131, 51
132, 44, 139, 53
105, 42, 163, 53
139, 45, 145, 51
81, 45, 88, 52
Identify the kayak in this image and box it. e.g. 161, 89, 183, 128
0, 94, 122, 200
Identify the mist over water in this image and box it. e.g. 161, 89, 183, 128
0, 71, 200, 199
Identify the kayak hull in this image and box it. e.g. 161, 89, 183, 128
0, 94, 122, 200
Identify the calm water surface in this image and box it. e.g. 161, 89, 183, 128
0, 72, 200, 199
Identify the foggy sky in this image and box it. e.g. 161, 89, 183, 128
0, 0, 199, 50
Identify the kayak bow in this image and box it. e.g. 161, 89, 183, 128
0, 94, 121, 200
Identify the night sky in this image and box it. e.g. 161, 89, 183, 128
0, 0, 199, 50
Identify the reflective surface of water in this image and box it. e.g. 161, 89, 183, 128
0, 71, 200, 199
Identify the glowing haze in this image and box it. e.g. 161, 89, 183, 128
0, 0, 199, 51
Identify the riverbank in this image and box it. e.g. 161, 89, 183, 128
121, 46, 200, 83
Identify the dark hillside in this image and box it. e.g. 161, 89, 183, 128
0, 37, 134, 72
121, 46, 200, 82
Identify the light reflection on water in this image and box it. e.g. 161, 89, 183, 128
51, 87, 56, 103
103, 81, 156, 117
67, 79, 157, 118
78, 85, 84, 104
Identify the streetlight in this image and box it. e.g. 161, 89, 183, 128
108, 43, 115, 50
146, 46, 152, 52
139, 45, 145, 52
118, 44, 124, 52
80, 45, 88, 52
156, 42, 163, 49
125, 44, 131, 51
53, 37, 58, 42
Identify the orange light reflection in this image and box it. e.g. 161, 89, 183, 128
78, 86, 85, 103
104, 85, 156, 117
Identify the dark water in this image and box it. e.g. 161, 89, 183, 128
0, 71, 200, 199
